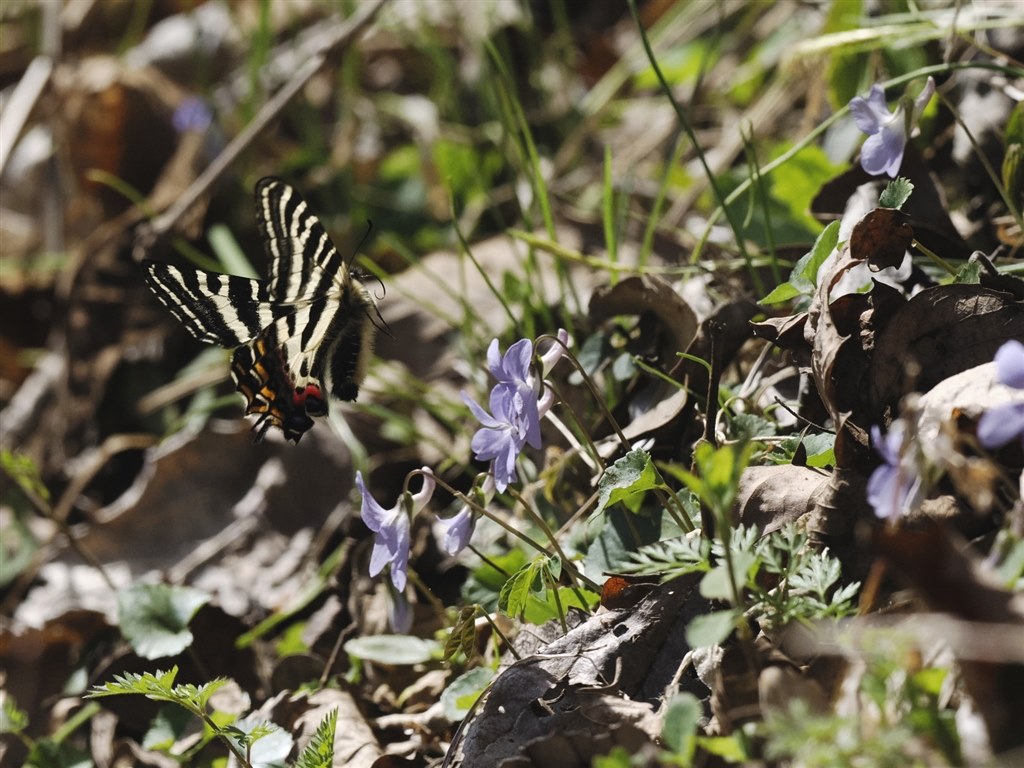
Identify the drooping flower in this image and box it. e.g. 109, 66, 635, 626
978, 340, 1024, 450
867, 422, 924, 520
355, 468, 436, 591
387, 587, 413, 634
437, 505, 475, 555
849, 77, 935, 178
538, 328, 570, 378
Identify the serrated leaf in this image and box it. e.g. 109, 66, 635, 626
444, 606, 478, 661
117, 584, 209, 659
440, 667, 495, 721
953, 260, 983, 285
343, 635, 441, 665
685, 609, 739, 647
879, 177, 913, 209
86, 667, 179, 699
699, 550, 758, 601
225, 717, 292, 768
295, 708, 337, 768
498, 557, 546, 617
596, 449, 660, 514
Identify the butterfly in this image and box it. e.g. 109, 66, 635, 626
143, 177, 377, 443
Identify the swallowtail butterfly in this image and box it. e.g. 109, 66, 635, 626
143, 177, 376, 443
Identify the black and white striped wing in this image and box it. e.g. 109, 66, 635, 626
142, 262, 278, 347
255, 177, 351, 304
142, 177, 376, 444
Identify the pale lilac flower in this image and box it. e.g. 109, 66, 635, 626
465, 332, 569, 492
172, 96, 212, 133
437, 506, 475, 555
849, 77, 935, 177
489, 338, 535, 393
867, 422, 924, 520
355, 468, 436, 591
538, 328, 570, 377
463, 386, 540, 492
388, 588, 413, 634
978, 340, 1024, 449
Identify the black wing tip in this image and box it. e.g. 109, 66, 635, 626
255, 176, 290, 194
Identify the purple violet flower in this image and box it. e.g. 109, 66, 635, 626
437, 505, 475, 555
978, 340, 1024, 449
172, 96, 213, 134
849, 77, 935, 178
355, 468, 435, 591
867, 422, 924, 520
463, 385, 541, 492
538, 329, 570, 378
464, 332, 569, 492
388, 588, 413, 634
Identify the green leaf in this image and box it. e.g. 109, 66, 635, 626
26, 740, 91, 768
767, 144, 843, 234
225, 718, 292, 766
596, 449, 660, 514
142, 705, 192, 751
662, 692, 701, 759
801, 432, 836, 468
700, 734, 748, 762
444, 606, 478, 661
1, 449, 50, 502
685, 609, 739, 648
208, 223, 258, 278
295, 709, 337, 768
440, 667, 495, 721
1, 696, 28, 734
760, 280, 803, 305
879, 177, 913, 209
795, 220, 841, 290
523, 586, 599, 625
911, 667, 947, 697
117, 584, 210, 659
699, 550, 758, 602
953, 259, 983, 285
343, 635, 441, 665
498, 557, 547, 618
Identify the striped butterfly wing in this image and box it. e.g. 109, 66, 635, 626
142, 262, 276, 347
231, 179, 375, 441
143, 178, 376, 444
255, 177, 351, 304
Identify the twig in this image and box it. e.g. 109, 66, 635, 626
134, 0, 389, 257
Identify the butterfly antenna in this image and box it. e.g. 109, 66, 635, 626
369, 300, 394, 339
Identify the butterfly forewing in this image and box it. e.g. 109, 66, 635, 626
142, 177, 378, 444
255, 177, 348, 304
143, 262, 275, 346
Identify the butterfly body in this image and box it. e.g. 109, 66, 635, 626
143, 177, 375, 443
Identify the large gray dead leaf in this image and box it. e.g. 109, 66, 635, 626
869, 284, 1024, 423
450, 575, 707, 767
734, 464, 830, 535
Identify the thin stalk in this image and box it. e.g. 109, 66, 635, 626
626, 0, 762, 295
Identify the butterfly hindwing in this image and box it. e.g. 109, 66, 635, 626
143, 177, 377, 444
